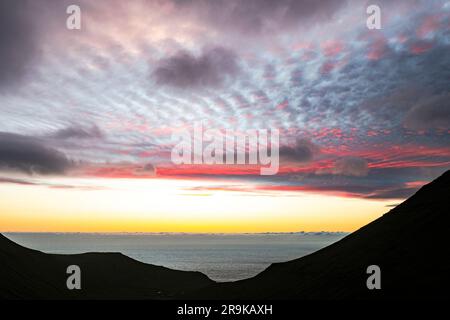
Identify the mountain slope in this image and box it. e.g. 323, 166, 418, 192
189, 170, 450, 299
0, 233, 214, 299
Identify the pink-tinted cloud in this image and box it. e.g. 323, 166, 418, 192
366, 37, 388, 61
410, 41, 434, 54
321, 40, 344, 57
417, 14, 442, 38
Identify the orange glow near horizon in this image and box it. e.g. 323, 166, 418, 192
0, 177, 397, 233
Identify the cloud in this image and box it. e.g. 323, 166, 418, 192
142, 163, 155, 172
180, 0, 347, 35
82, 163, 156, 178
0, 176, 36, 186
0, 0, 37, 90
332, 157, 369, 177
153, 47, 239, 89
365, 185, 419, 199
261, 182, 420, 200
280, 139, 320, 162
0, 175, 106, 191
50, 124, 104, 140
0, 0, 448, 203
0, 132, 71, 174
134, 163, 156, 176
404, 94, 450, 130
255, 168, 434, 200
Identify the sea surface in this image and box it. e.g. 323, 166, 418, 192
5, 232, 346, 282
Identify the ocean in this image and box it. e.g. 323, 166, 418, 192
4, 232, 346, 282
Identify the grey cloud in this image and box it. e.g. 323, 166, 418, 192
307, 183, 418, 199
264, 169, 424, 200
0, 132, 71, 174
404, 94, 450, 131
0, 0, 37, 90
128, 163, 157, 176
180, 0, 347, 35
0, 175, 106, 191
280, 139, 319, 162
385, 203, 400, 208
153, 47, 239, 89
333, 157, 369, 177
365, 186, 419, 199
142, 163, 155, 172
0, 176, 36, 186
50, 124, 104, 140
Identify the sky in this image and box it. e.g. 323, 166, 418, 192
0, 0, 449, 233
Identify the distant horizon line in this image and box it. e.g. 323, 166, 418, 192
2, 231, 349, 235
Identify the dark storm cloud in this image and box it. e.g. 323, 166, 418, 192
153, 47, 239, 89
50, 124, 104, 140
179, 0, 348, 35
0, 0, 37, 90
0, 132, 71, 174
404, 94, 450, 131
333, 157, 369, 177
280, 139, 319, 162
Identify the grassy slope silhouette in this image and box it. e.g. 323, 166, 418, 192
191, 170, 450, 299
1, 170, 449, 299
0, 235, 213, 299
